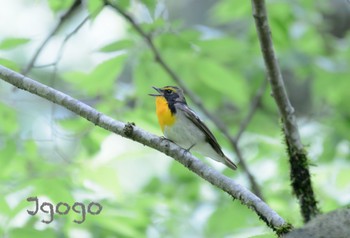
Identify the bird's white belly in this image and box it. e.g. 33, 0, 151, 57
163, 112, 205, 150
163, 111, 225, 163
164, 112, 223, 162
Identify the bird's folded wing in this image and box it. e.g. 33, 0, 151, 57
176, 103, 225, 157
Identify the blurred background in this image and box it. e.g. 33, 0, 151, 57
0, 0, 350, 237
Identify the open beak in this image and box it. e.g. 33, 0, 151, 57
148, 86, 162, 97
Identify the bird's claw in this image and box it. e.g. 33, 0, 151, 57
182, 144, 195, 157
160, 136, 174, 143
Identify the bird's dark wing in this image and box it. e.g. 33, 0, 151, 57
176, 103, 225, 157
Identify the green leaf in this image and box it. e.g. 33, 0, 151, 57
211, 0, 251, 23
155, 31, 192, 50
194, 58, 248, 105
107, 0, 130, 9
87, 0, 105, 19
0, 141, 26, 180
197, 38, 246, 63
0, 38, 31, 50
0, 58, 20, 71
63, 55, 126, 95
9, 227, 56, 238
0, 103, 18, 134
141, 0, 157, 11
99, 39, 133, 52
47, 0, 74, 13
134, 53, 172, 91
32, 177, 74, 204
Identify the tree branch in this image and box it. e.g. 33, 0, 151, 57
235, 79, 267, 142
104, 1, 264, 199
0, 64, 291, 234
50, 14, 90, 71
21, 0, 82, 75
251, 0, 320, 222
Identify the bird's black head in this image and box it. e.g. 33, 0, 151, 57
149, 86, 187, 105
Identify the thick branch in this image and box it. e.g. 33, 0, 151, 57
0, 64, 290, 234
104, 1, 264, 199
251, 0, 320, 222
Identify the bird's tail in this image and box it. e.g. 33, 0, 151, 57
224, 156, 237, 170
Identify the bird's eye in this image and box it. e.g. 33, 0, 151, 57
165, 89, 173, 94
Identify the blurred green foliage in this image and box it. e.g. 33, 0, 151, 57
0, 0, 350, 237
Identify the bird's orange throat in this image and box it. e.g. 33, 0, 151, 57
155, 96, 176, 132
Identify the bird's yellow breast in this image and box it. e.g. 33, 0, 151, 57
155, 96, 176, 132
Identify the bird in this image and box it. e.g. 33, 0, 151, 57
149, 86, 237, 170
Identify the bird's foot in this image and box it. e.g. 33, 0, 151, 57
160, 136, 174, 143
182, 144, 195, 157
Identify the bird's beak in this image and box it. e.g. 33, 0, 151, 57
148, 86, 162, 97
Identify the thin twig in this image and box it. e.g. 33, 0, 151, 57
104, 1, 264, 199
50, 14, 90, 71
50, 14, 92, 162
0, 65, 291, 234
235, 79, 267, 142
23, 5, 100, 162
251, 0, 320, 222
21, 0, 82, 75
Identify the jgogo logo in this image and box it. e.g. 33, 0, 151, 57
26, 196, 103, 224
